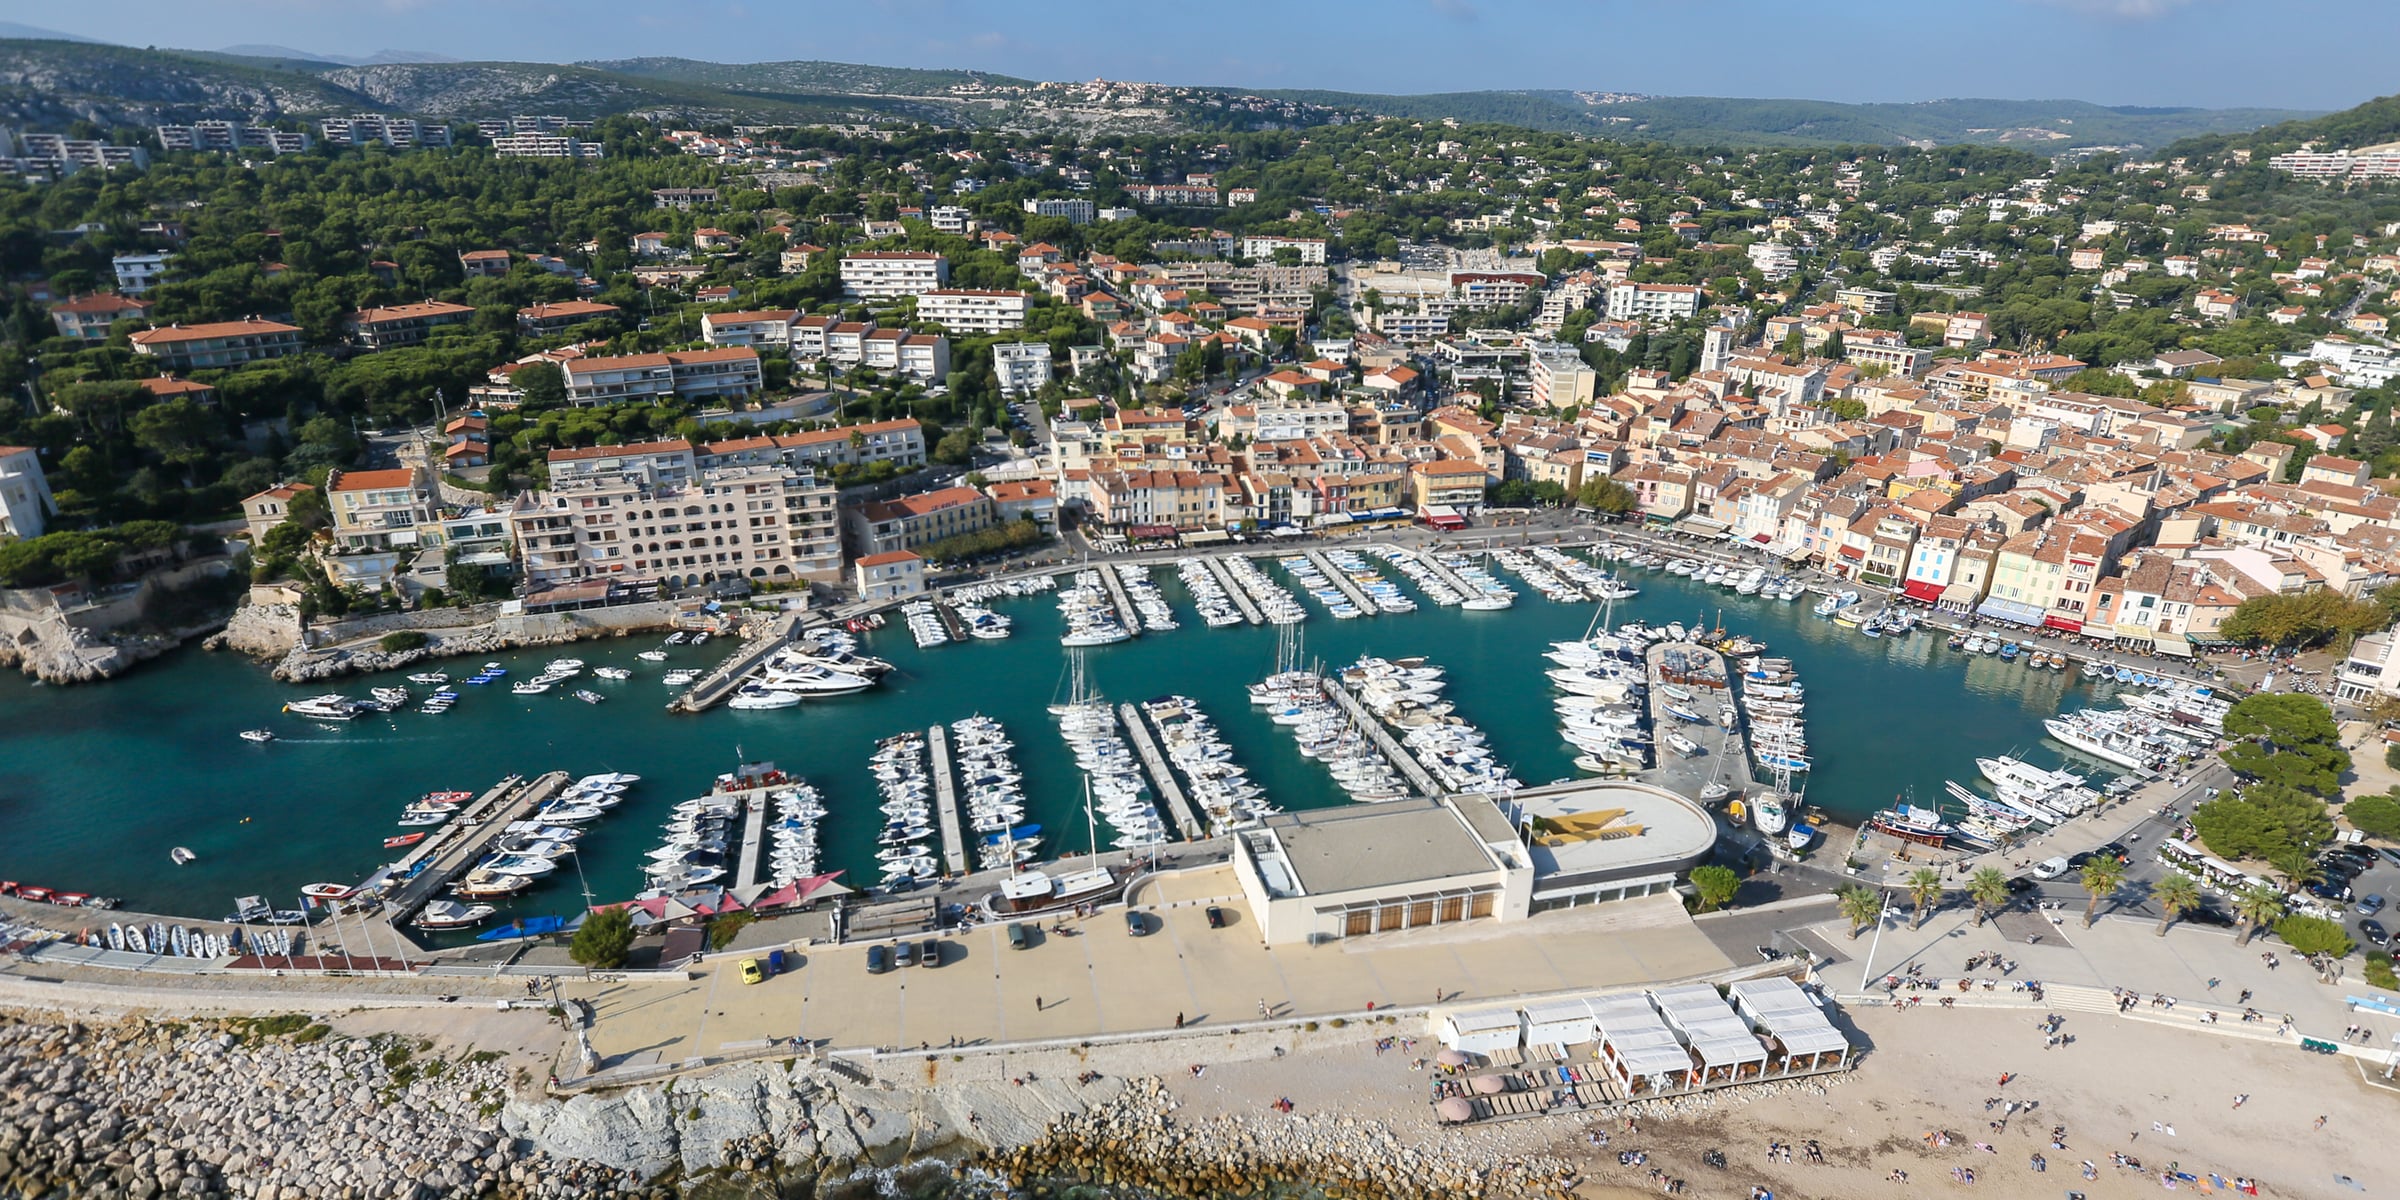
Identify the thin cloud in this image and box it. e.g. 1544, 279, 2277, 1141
1429, 0, 1479, 21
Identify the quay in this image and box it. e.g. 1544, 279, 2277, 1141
934, 603, 970, 642
926, 724, 970, 876
1203, 555, 1266, 624
1095, 563, 1144, 636
1319, 673, 1444, 799
732, 785, 769, 890
670, 612, 805, 713
1119, 702, 1206, 841
1305, 549, 1378, 615
383, 770, 571, 925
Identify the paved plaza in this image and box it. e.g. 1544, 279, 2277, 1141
566, 871, 1733, 1072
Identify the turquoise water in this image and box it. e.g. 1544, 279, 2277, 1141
0, 553, 2119, 923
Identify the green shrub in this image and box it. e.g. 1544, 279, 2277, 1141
378, 630, 428, 652
2367, 952, 2397, 992
2273, 913, 2356, 959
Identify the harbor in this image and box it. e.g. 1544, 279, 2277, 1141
0, 539, 2187, 927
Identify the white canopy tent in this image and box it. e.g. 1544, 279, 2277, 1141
1520, 997, 1599, 1049
1437, 1006, 1525, 1055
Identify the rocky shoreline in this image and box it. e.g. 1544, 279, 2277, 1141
202, 606, 684, 685
0, 1007, 1607, 1200
0, 617, 228, 686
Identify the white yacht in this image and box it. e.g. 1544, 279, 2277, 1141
728, 687, 802, 710
282, 695, 358, 720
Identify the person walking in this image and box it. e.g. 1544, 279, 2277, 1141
1034, 994, 1043, 1011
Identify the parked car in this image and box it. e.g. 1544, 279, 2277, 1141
2030, 856, 2072, 881
2356, 893, 2387, 917
767, 949, 786, 976
919, 938, 942, 968
1205, 905, 1228, 930
1125, 911, 1149, 937
2183, 904, 2237, 929
866, 944, 890, 974
2361, 919, 2388, 946
738, 958, 765, 986
893, 940, 918, 969
1006, 921, 1030, 950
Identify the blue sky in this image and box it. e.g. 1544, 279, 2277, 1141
28, 0, 2397, 111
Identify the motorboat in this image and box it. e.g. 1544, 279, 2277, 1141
169, 846, 195, 866
414, 900, 497, 930
298, 883, 355, 900
594, 667, 632, 680
384, 832, 427, 849
282, 695, 358, 720
728, 687, 802, 710
636, 650, 669, 662
512, 680, 551, 695
238, 729, 275, 744
407, 672, 450, 685
572, 689, 606, 704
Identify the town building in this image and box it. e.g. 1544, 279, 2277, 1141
854, 550, 927, 601
239, 481, 312, 543
489, 133, 599, 158
111, 252, 172, 295
515, 300, 622, 338
993, 342, 1055, 395
917, 289, 1031, 333
345, 300, 475, 350
47, 293, 150, 340
319, 116, 450, 148
561, 348, 762, 406
322, 467, 435, 589
0, 446, 56, 541
846, 486, 998, 555
1021, 197, 1096, 225
512, 464, 841, 590
128, 319, 305, 371
839, 252, 950, 299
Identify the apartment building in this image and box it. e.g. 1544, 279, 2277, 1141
1528, 343, 1598, 410
846, 486, 998, 555
1241, 236, 1327, 265
1605, 282, 1702, 322
993, 342, 1055, 395
0, 446, 55, 541
515, 300, 622, 338
490, 134, 600, 158
853, 328, 952, 379
111, 252, 171, 296
345, 300, 475, 350
561, 348, 762, 406
48, 293, 150, 340
128, 319, 304, 371
1127, 184, 1220, 206
739, 418, 928, 474
512, 464, 841, 588
700, 309, 800, 348
651, 188, 720, 210
1086, 469, 1231, 531
155, 121, 309, 154
10, 133, 146, 171
1022, 197, 1096, 225
1412, 459, 1490, 511
319, 116, 451, 148
545, 439, 696, 490
840, 252, 950, 299
917, 289, 1031, 333
321, 466, 435, 587
239, 481, 311, 543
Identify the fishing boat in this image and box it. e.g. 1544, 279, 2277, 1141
169, 847, 195, 866
384, 832, 427, 849
238, 729, 275, 744
414, 900, 497, 930
1868, 803, 1954, 847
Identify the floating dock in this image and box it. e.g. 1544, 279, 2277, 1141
1120, 702, 1205, 840
926, 724, 970, 875
1305, 550, 1378, 615
1319, 675, 1443, 799
672, 612, 805, 713
1204, 555, 1266, 624
732, 788, 769, 890
1640, 643, 1748, 800
1409, 548, 1480, 602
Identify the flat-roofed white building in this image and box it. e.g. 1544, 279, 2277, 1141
918, 289, 1030, 333
840, 251, 950, 299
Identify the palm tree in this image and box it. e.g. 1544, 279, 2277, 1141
1905, 868, 1945, 930
2152, 873, 2202, 937
2267, 849, 2322, 894
2079, 858, 2128, 929
2232, 883, 2287, 947
1837, 886, 1884, 940
1966, 866, 2011, 927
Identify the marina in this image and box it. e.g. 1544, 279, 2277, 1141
0, 540, 2177, 924
925, 723, 970, 876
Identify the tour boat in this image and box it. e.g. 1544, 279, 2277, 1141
414, 900, 497, 930
238, 729, 275, 744
978, 866, 1126, 918
383, 832, 427, 849
636, 650, 669, 662
169, 847, 195, 866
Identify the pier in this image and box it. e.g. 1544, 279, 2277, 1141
732, 788, 769, 890
1204, 555, 1266, 624
1639, 643, 1747, 801
671, 612, 806, 712
1304, 550, 1378, 615
1095, 564, 1144, 637
934, 603, 970, 642
1120, 702, 1206, 841
1319, 675, 1444, 799
925, 724, 970, 875
383, 770, 571, 923
1405, 546, 1479, 605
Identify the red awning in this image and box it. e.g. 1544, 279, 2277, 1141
1900, 580, 1945, 603
2043, 615, 2084, 632
1837, 544, 1865, 560
1751, 533, 1772, 544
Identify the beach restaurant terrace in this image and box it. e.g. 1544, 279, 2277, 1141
1590, 994, 1694, 1095
1438, 1006, 1526, 1056
1650, 983, 1771, 1085
1728, 976, 1853, 1073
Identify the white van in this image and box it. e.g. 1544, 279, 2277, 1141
2030, 856, 2072, 881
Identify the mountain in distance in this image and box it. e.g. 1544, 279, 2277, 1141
2167, 90, 2400, 160
0, 22, 105, 44
0, 38, 2335, 153
218, 45, 463, 67
1251, 87, 2322, 152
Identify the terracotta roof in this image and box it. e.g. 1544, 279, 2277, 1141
50, 293, 149, 315
130, 319, 301, 345
855, 550, 922, 567
351, 300, 474, 325
546, 439, 694, 463
329, 468, 418, 493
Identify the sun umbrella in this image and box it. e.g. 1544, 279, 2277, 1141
1435, 1049, 1470, 1068
1436, 1097, 1474, 1123
1469, 1074, 1507, 1095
